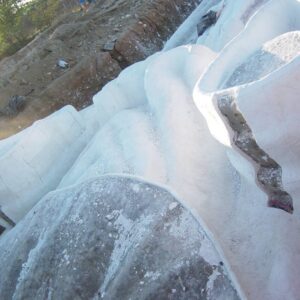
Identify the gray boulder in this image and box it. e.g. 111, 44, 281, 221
0, 176, 239, 299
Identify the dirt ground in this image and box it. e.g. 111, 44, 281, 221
0, 0, 199, 139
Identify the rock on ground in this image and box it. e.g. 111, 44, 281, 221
0, 176, 239, 300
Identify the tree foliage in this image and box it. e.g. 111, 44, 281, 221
0, 0, 61, 58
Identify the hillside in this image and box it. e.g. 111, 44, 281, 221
0, 0, 199, 139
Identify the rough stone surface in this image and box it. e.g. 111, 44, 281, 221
114, 0, 200, 65
0, 176, 239, 300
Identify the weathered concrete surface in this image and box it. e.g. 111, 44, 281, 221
0, 176, 239, 300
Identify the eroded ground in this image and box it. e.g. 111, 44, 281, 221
0, 0, 199, 139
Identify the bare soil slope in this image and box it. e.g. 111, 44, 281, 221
0, 0, 199, 139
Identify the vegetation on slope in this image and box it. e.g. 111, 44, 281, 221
0, 0, 76, 59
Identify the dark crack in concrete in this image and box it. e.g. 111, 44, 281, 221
217, 93, 293, 213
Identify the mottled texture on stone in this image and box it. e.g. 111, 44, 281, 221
0, 176, 239, 300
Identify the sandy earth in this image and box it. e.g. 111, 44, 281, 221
0, 0, 199, 139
